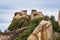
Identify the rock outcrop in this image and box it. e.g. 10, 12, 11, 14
13, 10, 28, 19
27, 20, 53, 40
1, 10, 55, 40
13, 10, 44, 20
58, 11, 60, 27
53, 32, 60, 40
30, 10, 44, 20
0, 27, 29, 40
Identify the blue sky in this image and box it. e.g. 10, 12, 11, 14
0, 0, 60, 32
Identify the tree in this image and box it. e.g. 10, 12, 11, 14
43, 15, 49, 21
50, 15, 55, 21
30, 17, 43, 31
50, 15, 60, 32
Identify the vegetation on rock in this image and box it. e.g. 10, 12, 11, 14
16, 17, 43, 40
8, 17, 30, 31
50, 15, 60, 32
8, 15, 60, 40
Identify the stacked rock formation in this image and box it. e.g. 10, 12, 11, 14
30, 10, 44, 20
27, 20, 53, 40
13, 10, 28, 19
13, 10, 44, 20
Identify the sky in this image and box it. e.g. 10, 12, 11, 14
0, 0, 60, 32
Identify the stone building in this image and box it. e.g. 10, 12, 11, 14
30, 10, 44, 20
58, 11, 60, 27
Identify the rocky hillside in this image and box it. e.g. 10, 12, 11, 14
0, 10, 60, 40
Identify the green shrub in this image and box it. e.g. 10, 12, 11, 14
43, 15, 49, 20
8, 15, 60, 40
50, 15, 60, 32
8, 17, 30, 31
30, 17, 43, 32
16, 17, 43, 40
